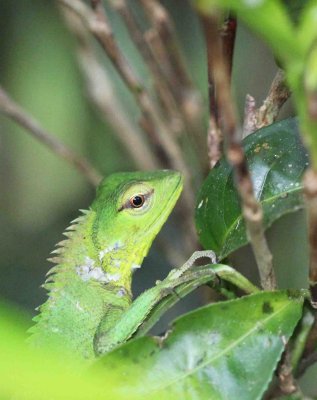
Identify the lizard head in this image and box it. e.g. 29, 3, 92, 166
91, 170, 183, 263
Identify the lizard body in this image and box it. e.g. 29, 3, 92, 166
29, 170, 183, 360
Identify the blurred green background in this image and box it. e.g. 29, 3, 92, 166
2, 0, 316, 396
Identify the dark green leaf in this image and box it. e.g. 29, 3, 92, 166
195, 118, 308, 259
98, 291, 303, 400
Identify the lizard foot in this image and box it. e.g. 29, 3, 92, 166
168, 250, 217, 280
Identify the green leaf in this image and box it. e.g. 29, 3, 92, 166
195, 118, 308, 259
298, 1, 317, 53
98, 291, 304, 400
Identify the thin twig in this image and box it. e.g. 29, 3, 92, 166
243, 94, 257, 137
139, 0, 207, 171
0, 85, 102, 186
256, 69, 291, 128
265, 344, 304, 399
243, 69, 291, 137
198, 11, 276, 291
201, 14, 222, 168
139, 0, 206, 154
60, 6, 159, 170
206, 116, 222, 168
110, 0, 183, 135
139, 0, 193, 104
277, 346, 299, 396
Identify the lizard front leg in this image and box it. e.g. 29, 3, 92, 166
94, 251, 219, 356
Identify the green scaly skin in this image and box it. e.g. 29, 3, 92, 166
29, 170, 183, 360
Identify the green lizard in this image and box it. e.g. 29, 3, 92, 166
29, 169, 258, 361
29, 170, 183, 360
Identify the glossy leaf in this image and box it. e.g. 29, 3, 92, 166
195, 118, 308, 259
98, 291, 303, 400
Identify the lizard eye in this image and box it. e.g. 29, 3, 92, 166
129, 194, 145, 208
118, 186, 154, 212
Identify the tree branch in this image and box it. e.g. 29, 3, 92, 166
0, 85, 102, 186
110, 0, 184, 136
198, 11, 276, 291
243, 69, 291, 137
201, 14, 237, 168
139, 0, 194, 105
138, 0, 207, 171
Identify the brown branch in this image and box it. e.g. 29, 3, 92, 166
243, 69, 291, 137
139, 0, 204, 136
199, 12, 276, 291
242, 94, 257, 137
201, 14, 236, 168
60, 6, 159, 171
256, 69, 291, 128
110, 0, 183, 136
277, 346, 299, 396
0, 85, 102, 186
220, 16, 237, 79
139, 0, 192, 99
201, 14, 222, 168
206, 117, 222, 168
